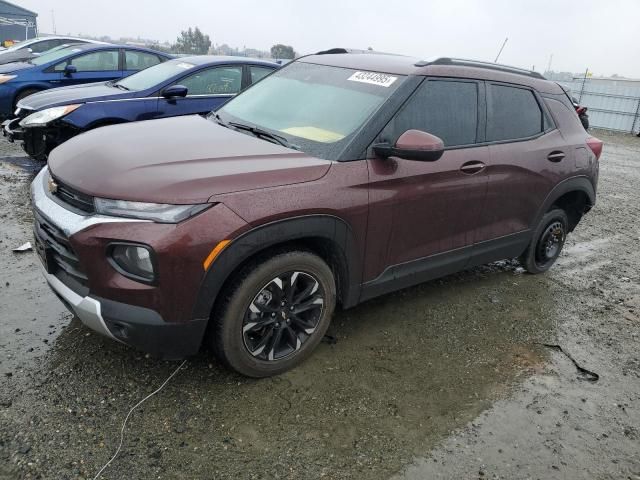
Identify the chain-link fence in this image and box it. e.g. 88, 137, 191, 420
557, 76, 640, 134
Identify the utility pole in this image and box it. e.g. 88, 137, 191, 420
51, 9, 56, 34
579, 68, 589, 103
546, 54, 553, 74
494, 37, 508, 63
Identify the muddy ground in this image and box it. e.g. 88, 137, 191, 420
0, 131, 638, 480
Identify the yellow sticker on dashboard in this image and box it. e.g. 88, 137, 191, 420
281, 126, 345, 143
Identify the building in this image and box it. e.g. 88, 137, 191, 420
0, 1, 37, 46
558, 75, 640, 134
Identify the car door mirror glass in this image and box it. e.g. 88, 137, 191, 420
374, 129, 445, 162
162, 85, 188, 99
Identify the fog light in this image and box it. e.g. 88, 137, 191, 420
110, 244, 155, 281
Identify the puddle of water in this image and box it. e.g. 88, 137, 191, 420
3, 266, 558, 479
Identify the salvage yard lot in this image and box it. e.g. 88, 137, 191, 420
1, 131, 639, 479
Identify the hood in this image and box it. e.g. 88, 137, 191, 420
0, 61, 33, 74
18, 82, 130, 110
48, 115, 332, 204
0, 51, 35, 65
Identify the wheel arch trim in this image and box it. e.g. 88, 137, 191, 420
531, 176, 595, 229
192, 214, 363, 321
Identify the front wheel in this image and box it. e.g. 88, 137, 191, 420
520, 209, 568, 274
14, 89, 40, 108
211, 251, 336, 377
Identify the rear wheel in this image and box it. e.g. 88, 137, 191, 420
520, 209, 568, 274
211, 251, 336, 377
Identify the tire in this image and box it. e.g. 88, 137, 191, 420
14, 89, 40, 108
520, 209, 569, 274
211, 251, 336, 377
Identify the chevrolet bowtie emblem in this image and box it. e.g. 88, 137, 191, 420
48, 177, 58, 194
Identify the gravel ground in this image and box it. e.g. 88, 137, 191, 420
0, 131, 639, 480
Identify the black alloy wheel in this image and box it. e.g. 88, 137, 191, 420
243, 271, 325, 361
211, 250, 336, 377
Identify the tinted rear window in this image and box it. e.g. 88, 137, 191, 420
487, 84, 543, 141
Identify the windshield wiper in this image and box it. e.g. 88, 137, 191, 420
112, 83, 130, 91
211, 112, 229, 127
228, 121, 297, 150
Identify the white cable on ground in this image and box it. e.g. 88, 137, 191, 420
92, 359, 188, 480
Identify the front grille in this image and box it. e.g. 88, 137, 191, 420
34, 210, 88, 287
51, 177, 95, 214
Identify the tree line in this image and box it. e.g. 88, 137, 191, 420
166, 26, 296, 59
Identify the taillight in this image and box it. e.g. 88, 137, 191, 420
586, 137, 603, 160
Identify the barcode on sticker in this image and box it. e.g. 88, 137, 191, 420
348, 71, 397, 87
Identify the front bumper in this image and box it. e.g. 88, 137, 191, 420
41, 264, 120, 341
2, 116, 23, 142
31, 167, 208, 358
42, 265, 207, 358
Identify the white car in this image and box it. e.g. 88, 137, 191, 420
0, 36, 107, 56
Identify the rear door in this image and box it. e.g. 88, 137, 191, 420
365, 78, 489, 283
52, 49, 122, 86
122, 49, 165, 77
247, 64, 275, 86
156, 64, 243, 118
475, 82, 569, 245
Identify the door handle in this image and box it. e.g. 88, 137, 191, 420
460, 161, 486, 175
547, 151, 565, 162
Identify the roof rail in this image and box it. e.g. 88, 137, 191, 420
315, 47, 402, 56
316, 48, 351, 55
416, 57, 545, 80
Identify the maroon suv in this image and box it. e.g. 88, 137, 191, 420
31, 52, 603, 377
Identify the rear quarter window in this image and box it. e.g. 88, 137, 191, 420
487, 84, 544, 142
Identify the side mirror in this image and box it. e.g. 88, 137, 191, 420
162, 85, 188, 99
373, 129, 445, 162
63, 64, 77, 77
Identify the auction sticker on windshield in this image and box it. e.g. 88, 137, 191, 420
347, 71, 397, 87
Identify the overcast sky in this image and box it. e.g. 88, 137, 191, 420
19, 0, 640, 77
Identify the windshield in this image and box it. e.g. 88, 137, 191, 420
116, 60, 195, 91
218, 62, 405, 160
30, 45, 84, 66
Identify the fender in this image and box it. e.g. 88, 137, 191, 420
191, 215, 363, 321
531, 175, 596, 229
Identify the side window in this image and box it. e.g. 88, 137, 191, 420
30, 39, 58, 54
487, 84, 543, 141
55, 50, 119, 72
125, 51, 163, 71
249, 66, 273, 84
178, 66, 242, 95
384, 80, 478, 147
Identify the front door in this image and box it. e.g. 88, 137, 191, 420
53, 49, 123, 86
156, 65, 243, 119
364, 78, 488, 287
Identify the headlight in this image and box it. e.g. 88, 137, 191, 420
0, 75, 16, 84
94, 198, 211, 223
19, 104, 81, 127
110, 243, 155, 281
